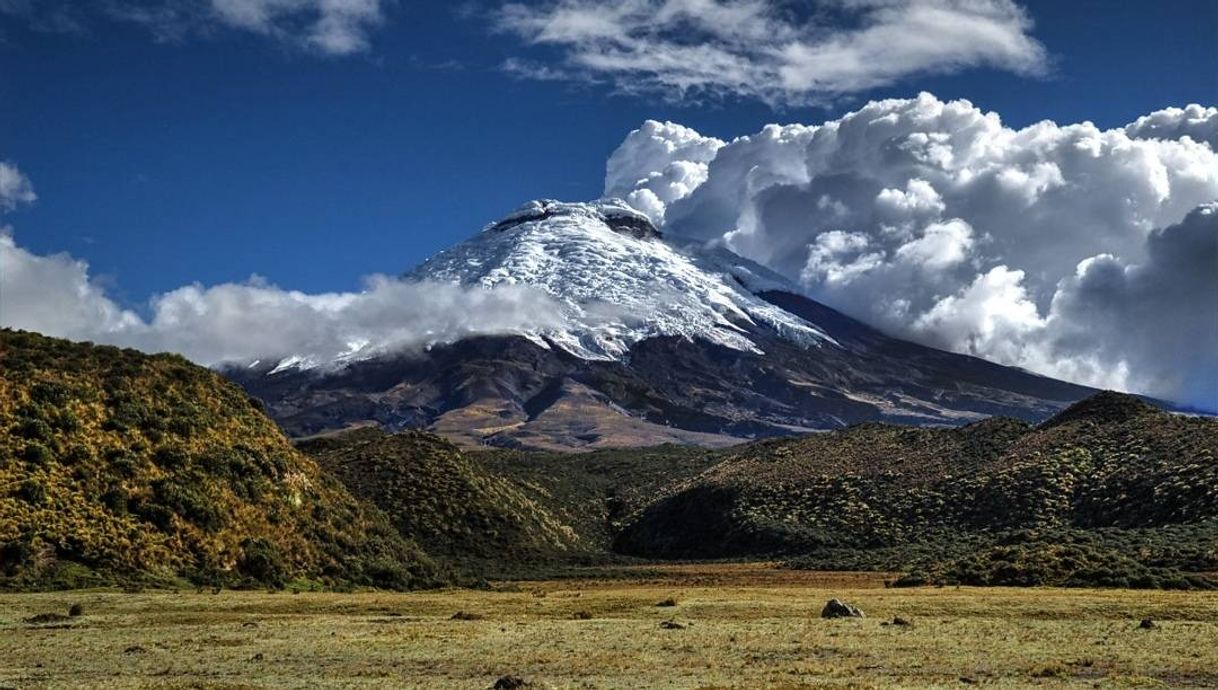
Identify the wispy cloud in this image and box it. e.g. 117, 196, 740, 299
494, 0, 1048, 106
0, 161, 36, 211
1, 0, 388, 56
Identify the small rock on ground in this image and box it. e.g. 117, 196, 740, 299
821, 599, 865, 619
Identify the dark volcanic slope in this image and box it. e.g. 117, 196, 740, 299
229, 289, 1094, 450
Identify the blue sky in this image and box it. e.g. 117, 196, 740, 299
2, 0, 1214, 304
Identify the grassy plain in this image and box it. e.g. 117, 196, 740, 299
2, 563, 1217, 689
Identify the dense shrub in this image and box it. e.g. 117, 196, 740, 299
21, 443, 53, 464
890, 538, 1218, 590
237, 538, 287, 587
15, 418, 53, 442
18, 478, 48, 504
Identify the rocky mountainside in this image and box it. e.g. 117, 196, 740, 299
228, 199, 1095, 450
0, 329, 440, 590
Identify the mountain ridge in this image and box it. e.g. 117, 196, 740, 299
227, 198, 1102, 449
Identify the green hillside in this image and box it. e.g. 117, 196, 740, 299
301, 430, 719, 576
297, 392, 1217, 587
300, 429, 593, 575
611, 392, 1218, 587
0, 329, 440, 591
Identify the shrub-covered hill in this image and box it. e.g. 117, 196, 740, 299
0, 329, 440, 590
299, 429, 591, 571
613, 392, 1218, 561
294, 392, 1215, 586
299, 430, 720, 576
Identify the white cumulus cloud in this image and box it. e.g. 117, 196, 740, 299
606, 93, 1218, 408
495, 0, 1047, 106
1125, 104, 1218, 149
604, 120, 725, 224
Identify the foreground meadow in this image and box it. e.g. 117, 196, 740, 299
2, 564, 1216, 689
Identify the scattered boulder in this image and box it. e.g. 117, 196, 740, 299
821, 599, 865, 619
891, 616, 911, 626
451, 611, 484, 621
493, 676, 530, 689
68, 603, 84, 617
1138, 618, 1156, 630
572, 610, 592, 620
122, 645, 147, 655
659, 620, 687, 630
655, 598, 678, 607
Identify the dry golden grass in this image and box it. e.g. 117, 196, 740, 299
2, 564, 1217, 689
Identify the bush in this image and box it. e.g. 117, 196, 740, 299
15, 418, 53, 442
153, 445, 190, 469
63, 444, 92, 465
21, 443, 53, 465
150, 478, 225, 532
53, 409, 80, 432
18, 478, 49, 505
101, 488, 129, 516
30, 381, 71, 406
237, 538, 287, 587
0, 541, 33, 576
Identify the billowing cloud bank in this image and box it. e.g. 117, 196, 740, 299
607, 94, 1218, 408
0, 230, 568, 371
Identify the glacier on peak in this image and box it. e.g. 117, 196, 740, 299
405, 198, 835, 360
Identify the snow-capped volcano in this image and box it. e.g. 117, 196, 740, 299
406, 199, 833, 360
230, 198, 1099, 451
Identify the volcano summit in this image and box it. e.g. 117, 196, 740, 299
228, 199, 1094, 450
